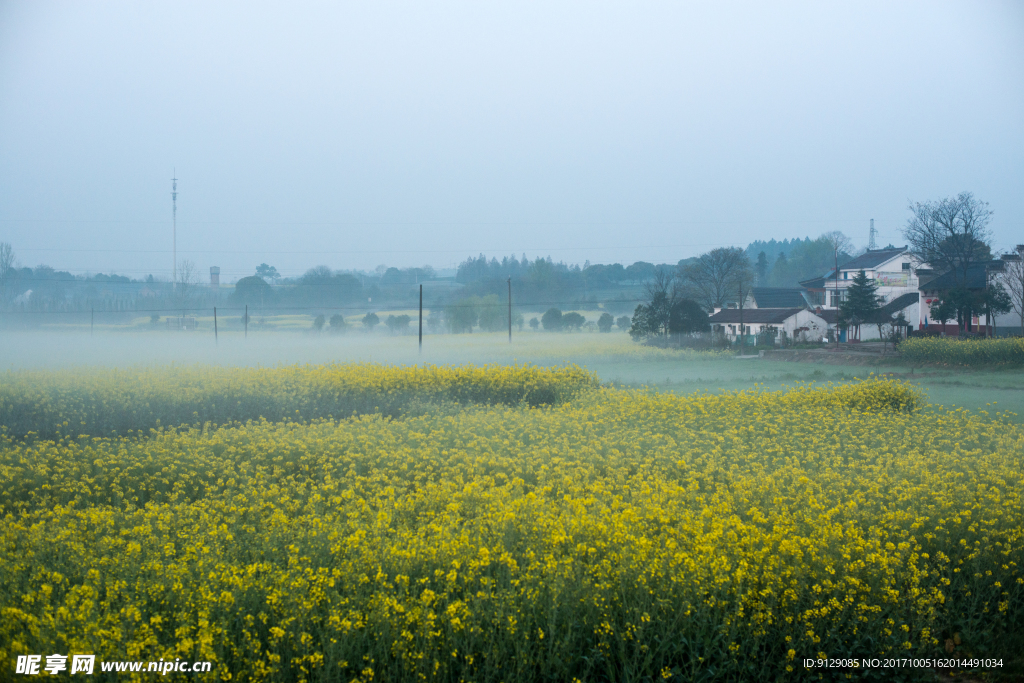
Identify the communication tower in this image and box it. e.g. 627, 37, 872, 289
868, 218, 878, 250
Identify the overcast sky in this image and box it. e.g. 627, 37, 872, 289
1, 1, 1022, 281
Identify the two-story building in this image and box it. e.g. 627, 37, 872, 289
799, 246, 923, 340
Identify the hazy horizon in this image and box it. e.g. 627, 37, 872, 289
1, 1, 1022, 281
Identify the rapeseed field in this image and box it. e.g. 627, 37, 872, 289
1, 364, 1021, 681
900, 336, 1024, 367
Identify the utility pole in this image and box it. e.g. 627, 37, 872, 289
214, 307, 218, 344
834, 248, 840, 350
738, 282, 744, 355
507, 277, 512, 343
171, 171, 178, 290
418, 284, 423, 354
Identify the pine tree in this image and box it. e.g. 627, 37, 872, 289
839, 270, 880, 341
755, 251, 769, 283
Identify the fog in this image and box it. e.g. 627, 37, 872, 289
1, 1, 1022, 281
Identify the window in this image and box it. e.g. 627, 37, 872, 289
902, 262, 911, 271
843, 272, 848, 280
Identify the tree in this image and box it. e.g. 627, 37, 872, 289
385, 314, 411, 334
255, 263, 280, 282
821, 231, 853, 257
312, 314, 326, 332
839, 270, 880, 341
445, 297, 479, 333
541, 308, 562, 331
529, 317, 540, 330
979, 283, 1012, 337
945, 287, 978, 333
668, 299, 710, 334
928, 297, 956, 332
174, 259, 202, 308
0, 242, 15, 306
904, 192, 993, 288
616, 315, 630, 331
231, 276, 273, 307
680, 247, 752, 311
1003, 247, 1024, 336
755, 251, 769, 284
628, 304, 657, 341
597, 312, 614, 332
329, 313, 348, 333
562, 312, 585, 332
297, 266, 361, 308
513, 312, 525, 331
476, 294, 504, 332
362, 312, 379, 330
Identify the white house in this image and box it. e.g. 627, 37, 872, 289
709, 307, 829, 344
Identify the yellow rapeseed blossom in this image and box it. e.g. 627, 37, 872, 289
0, 369, 1020, 682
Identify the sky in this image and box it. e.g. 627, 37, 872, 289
0, 1, 1022, 283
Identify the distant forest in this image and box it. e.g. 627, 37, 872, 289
0, 233, 861, 318
744, 236, 855, 287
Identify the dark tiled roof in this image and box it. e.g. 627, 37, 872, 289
709, 307, 807, 324
800, 277, 828, 289
812, 293, 920, 326
920, 261, 1004, 292
817, 309, 839, 324
864, 293, 919, 323
840, 247, 908, 272
751, 287, 808, 308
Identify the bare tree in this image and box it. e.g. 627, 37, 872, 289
1004, 246, 1024, 336
679, 247, 752, 311
174, 259, 202, 309
821, 230, 853, 257
904, 192, 993, 287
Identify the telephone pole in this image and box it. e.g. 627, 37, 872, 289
171, 172, 178, 287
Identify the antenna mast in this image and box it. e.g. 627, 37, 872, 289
172, 171, 178, 286
868, 218, 877, 250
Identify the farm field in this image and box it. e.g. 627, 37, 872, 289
1, 362, 1022, 681
3, 330, 1024, 421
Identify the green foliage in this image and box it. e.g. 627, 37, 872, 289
362, 312, 379, 330
541, 308, 562, 331
385, 314, 412, 334
230, 275, 273, 306
529, 317, 539, 330
329, 314, 347, 332
615, 315, 630, 331
562, 312, 585, 331
445, 297, 479, 333
668, 299, 710, 334
476, 294, 504, 332
312, 314, 326, 331
597, 312, 614, 333
839, 270, 880, 338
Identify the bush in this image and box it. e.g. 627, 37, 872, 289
597, 312, 614, 332
899, 336, 1024, 366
